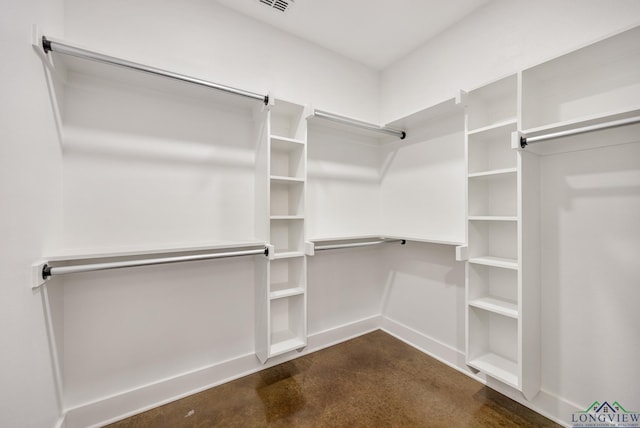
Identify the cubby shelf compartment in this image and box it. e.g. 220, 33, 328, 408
468, 173, 517, 218
468, 122, 518, 174
466, 74, 518, 132
270, 218, 305, 256
269, 294, 306, 357
270, 180, 304, 217
468, 307, 519, 388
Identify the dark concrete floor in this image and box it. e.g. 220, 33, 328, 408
107, 330, 559, 427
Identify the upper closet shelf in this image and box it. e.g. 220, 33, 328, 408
38, 34, 269, 107
308, 109, 406, 141
385, 95, 463, 131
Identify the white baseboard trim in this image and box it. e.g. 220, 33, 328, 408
62, 315, 381, 428
61, 314, 580, 428
381, 316, 579, 427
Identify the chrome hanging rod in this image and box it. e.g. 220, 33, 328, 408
41, 247, 268, 280
313, 109, 406, 139
520, 115, 640, 148
314, 239, 406, 251
41, 36, 270, 105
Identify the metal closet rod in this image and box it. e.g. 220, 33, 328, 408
41, 36, 270, 105
314, 239, 406, 251
520, 115, 640, 148
42, 247, 269, 280
313, 109, 406, 140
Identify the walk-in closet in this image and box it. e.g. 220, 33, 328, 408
3, 1, 640, 427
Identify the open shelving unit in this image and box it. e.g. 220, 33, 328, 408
256, 99, 308, 363
460, 73, 541, 399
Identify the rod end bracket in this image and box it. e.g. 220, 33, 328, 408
42, 36, 52, 53
400, 131, 407, 140
512, 131, 526, 151
31, 261, 49, 289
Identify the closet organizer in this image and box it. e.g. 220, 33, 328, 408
31, 24, 640, 408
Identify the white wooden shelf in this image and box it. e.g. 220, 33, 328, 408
468, 118, 518, 136
468, 216, 518, 222
270, 335, 306, 357
469, 256, 518, 270
270, 135, 305, 146
468, 353, 519, 388
270, 216, 304, 220
468, 168, 517, 179
270, 175, 305, 183
468, 297, 518, 318
272, 251, 306, 259
270, 287, 305, 300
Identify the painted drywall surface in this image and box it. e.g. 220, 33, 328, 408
63, 0, 380, 124
381, 243, 465, 352
61, 257, 256, 407
381, 0, 640, 123
0, 0, 65, 426
307, 248, 386, 335
307, 123, 382, 239
540, 139, 640, 409
380, 112, 466, 243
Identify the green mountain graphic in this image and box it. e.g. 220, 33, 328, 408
612, 401, 636, 413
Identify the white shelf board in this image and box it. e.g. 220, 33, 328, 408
468, 216, 518, 222
469, 297, 518, 319
468, 118, 518, 136
468, 353, 519, 388
272, 251, 306, 260
270, 135, 305, 146
270, 333, 306, 357
44, 240, 267, 262
385, 96, 461, 130
469, 256, 518, 270
468, 168, 517, 179
270, 216, 304, 220
270, 287, 305, 300
270, 175, 305, 183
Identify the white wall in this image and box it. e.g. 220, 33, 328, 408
540, 139, 640, 408
50, 0, 383, 419
381, 0, 640, 123
0, 0, 65, 426
63, 0, 381, 124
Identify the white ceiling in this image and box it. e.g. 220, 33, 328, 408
217, 0, 490, 69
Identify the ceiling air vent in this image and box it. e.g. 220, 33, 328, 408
259, 0, 293, 13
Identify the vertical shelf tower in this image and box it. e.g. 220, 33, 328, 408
459, 74, 541, 399
256, 99, 308, 363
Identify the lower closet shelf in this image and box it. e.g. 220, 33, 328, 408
468, 353, 519, 388
468, 297, 518, 318
270, 333, 306, 356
